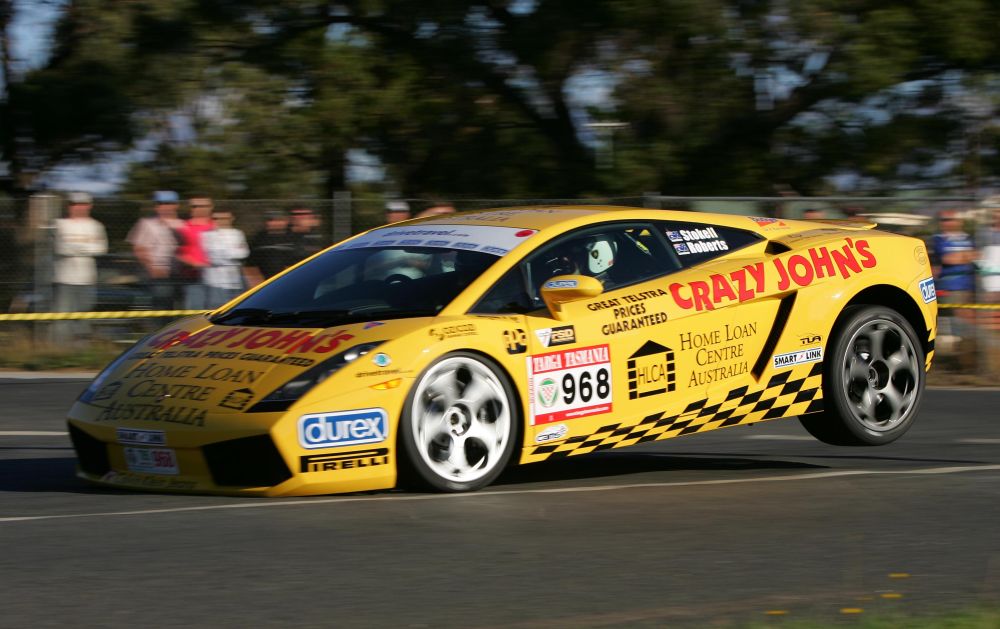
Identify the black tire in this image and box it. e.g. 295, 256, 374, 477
398, 351, 519, 492
800, 305, 925, 446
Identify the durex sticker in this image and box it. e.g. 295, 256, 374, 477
298, 408, 389, 449
919, 277, 937, 303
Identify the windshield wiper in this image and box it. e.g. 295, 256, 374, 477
210, 308, 274, 324
263, 309, 353, 323
212, 308, 370, 326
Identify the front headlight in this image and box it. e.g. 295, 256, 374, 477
249, 342, 384, 413
77, 335, 154, 403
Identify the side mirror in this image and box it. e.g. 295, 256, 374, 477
540, 275, 603, 320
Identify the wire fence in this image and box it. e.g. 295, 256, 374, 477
1, 192, 998, 376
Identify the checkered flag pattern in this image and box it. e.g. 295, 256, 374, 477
526, 362, 824, 462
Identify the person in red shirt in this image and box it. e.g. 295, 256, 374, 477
177, 195, 215, 309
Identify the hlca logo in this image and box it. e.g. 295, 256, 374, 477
627, 340, 676, 400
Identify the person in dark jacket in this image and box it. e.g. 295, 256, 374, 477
245, 210, 296, 286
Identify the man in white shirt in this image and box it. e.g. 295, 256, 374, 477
127, 190, 183, 310
54, 192, 108, 341
201, 210, 250, 307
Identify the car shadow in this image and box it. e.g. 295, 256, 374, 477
493, 451, 826, 487
4, 448, 984, 497
0, 456, 137, 494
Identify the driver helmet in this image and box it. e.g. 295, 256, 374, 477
584, 235, 617, 275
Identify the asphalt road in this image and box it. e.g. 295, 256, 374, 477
2, 377, 999, 628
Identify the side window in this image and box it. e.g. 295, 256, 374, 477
471, 266, 533, 314
475, 224, 679, 314
658, 221, 763, 267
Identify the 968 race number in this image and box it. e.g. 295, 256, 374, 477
558, 369, 610, 404
124, 447, 179, 475
528, 344, 613, 425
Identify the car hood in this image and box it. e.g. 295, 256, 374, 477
86, 315, 422, 414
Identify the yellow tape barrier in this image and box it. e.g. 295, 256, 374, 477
938, 304, 1000, 310
0, 310, 207, 321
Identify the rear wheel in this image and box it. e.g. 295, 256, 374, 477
399, 352, 517, 492
800, 305, 925, 446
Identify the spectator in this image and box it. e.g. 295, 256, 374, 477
127, 190, 183, 310
202, 209, 249, 307
176, 195, 215, 309
53, 192, 107, 342
932, 209, 977, 303
289, 205, 326, 260
416, 200, 456, 218
981, 209, 1000, 299
384, 200, 411, 224
981, 209, 1000, 373
0, 208, 19, 311
367, 200, 427, 279
245, 210, 296, 286
932, 209, 977, 369
802, 208, 825, 220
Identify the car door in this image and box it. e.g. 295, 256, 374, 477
654, 220, 781, 403
475, 222, 703, 447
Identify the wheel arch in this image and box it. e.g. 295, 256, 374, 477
395, 348, 527, 467
844, 284, 931, 357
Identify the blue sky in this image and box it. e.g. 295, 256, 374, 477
7, 1, 120, 192
9, 0, 61, 76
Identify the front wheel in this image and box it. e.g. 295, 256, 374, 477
800, 305, 925, 446
399, 352, 518, 492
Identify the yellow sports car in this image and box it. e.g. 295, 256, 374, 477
68, 207, 937, 496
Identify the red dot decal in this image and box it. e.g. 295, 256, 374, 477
515, 229, 534, 238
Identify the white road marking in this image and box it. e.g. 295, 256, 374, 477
2, 464, 1000, 524
742, 435, 814, 441
0, 431, 69, 436
955, 438, 1000, 444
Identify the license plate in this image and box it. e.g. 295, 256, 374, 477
124, 447, 179, 475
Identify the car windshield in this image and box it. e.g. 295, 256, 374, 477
213, 245, 498, 326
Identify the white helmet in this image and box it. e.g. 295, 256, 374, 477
585, 236, 617, 275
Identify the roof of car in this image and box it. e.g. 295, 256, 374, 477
396, 205, 771, 232
372, 205, 878, 239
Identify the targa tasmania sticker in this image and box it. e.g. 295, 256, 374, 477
527, 344, 612, 425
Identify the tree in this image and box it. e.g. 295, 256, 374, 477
602, 0, 1000, 195
4, 0, 999, 200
